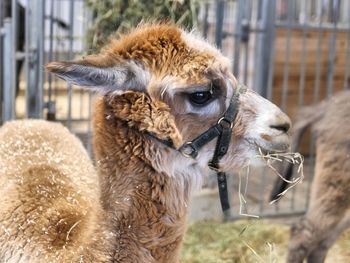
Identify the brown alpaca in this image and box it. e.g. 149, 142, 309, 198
271, 90, 350, 263
0, 24, 291, 263
0, 120, 111, 262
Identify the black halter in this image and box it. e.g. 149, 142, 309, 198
151, 82, 246, 212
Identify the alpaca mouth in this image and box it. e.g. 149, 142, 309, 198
256, 144, 289, 155
246, 138, 290, 155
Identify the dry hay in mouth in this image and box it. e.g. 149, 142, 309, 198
236, 148, 304, 218
257, 147, 304, 204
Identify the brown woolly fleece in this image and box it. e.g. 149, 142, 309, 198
0, 120, 112, 262
286, 90, 350, 263
0, 113, 187, 263
1, 23, 291, 263
92, 94, 190, 263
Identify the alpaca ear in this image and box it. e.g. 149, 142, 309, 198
46, 56, 150, 94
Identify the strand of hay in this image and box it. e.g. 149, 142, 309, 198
242, 240, 265, 262
235, 150, 304, 262
256, 148, 304, 204
238, 165, 259, 218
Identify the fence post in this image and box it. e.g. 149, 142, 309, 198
215, 0, 225, 49
254, 0, 276, 98
0, 0, 3, 125
25, 0, 45, 119
2, 18, 15, 121
66, 0, 75, 130
233, 0, 244, 78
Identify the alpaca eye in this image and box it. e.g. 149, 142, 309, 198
188, 91, 213, 106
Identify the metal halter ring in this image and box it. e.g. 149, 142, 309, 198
179, 142, 198, 158
217, 117, 234, 129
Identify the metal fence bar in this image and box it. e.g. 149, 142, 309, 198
2, 18, 15, 121
326, 4, 338, 98
266, 34, 276, 101
266, 0, 277, 101
47, 0, 56, 120
242, 0, 252, 84
52, 0, 61, 105
242, 35, 249, 84
281, 0, 294, 111
344, 14, 350, 90
313, 7, 325, 103
38, 2, 45, 117
10, 0, 17, 119
214, 0, 225, 50
233, 0, 243, 78
24, 0, 29, 117
78, 1, 86, 121
66, 0, 75, 130
253, 0, 276, 97
265, 2, 276, 100
258, 168, 266, 214
25, 0, 45, 118
297, 0, 309, 106
202, 1, 209, 39
0, 0, 4, 124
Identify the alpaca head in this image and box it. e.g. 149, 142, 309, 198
47, 23, 291, 179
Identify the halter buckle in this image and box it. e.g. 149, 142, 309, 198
179, 142, 198, 158
217, 117, 233, 129
208, 161, 220, 172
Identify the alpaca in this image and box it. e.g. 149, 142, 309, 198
0, 23, 291, 263
0, 120, 111, 262
270, 90, 350, 263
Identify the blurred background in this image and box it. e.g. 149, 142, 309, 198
1, 0, 349, 262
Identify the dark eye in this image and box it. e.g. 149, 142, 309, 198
188, 91, 213, 106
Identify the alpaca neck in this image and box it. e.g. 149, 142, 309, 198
94, 119, 191, 217
92, 103, 193, 262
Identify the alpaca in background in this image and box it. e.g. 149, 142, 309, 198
271, 90, 350, 263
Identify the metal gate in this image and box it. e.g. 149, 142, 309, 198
1, 0, 350, 219
200, 0, 350, 219
0, 0, 93, 152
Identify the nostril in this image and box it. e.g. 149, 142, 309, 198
270, 122, 290, 133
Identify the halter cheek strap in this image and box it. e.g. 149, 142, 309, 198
149, 82, 246, 212
179, 83, 244, 211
